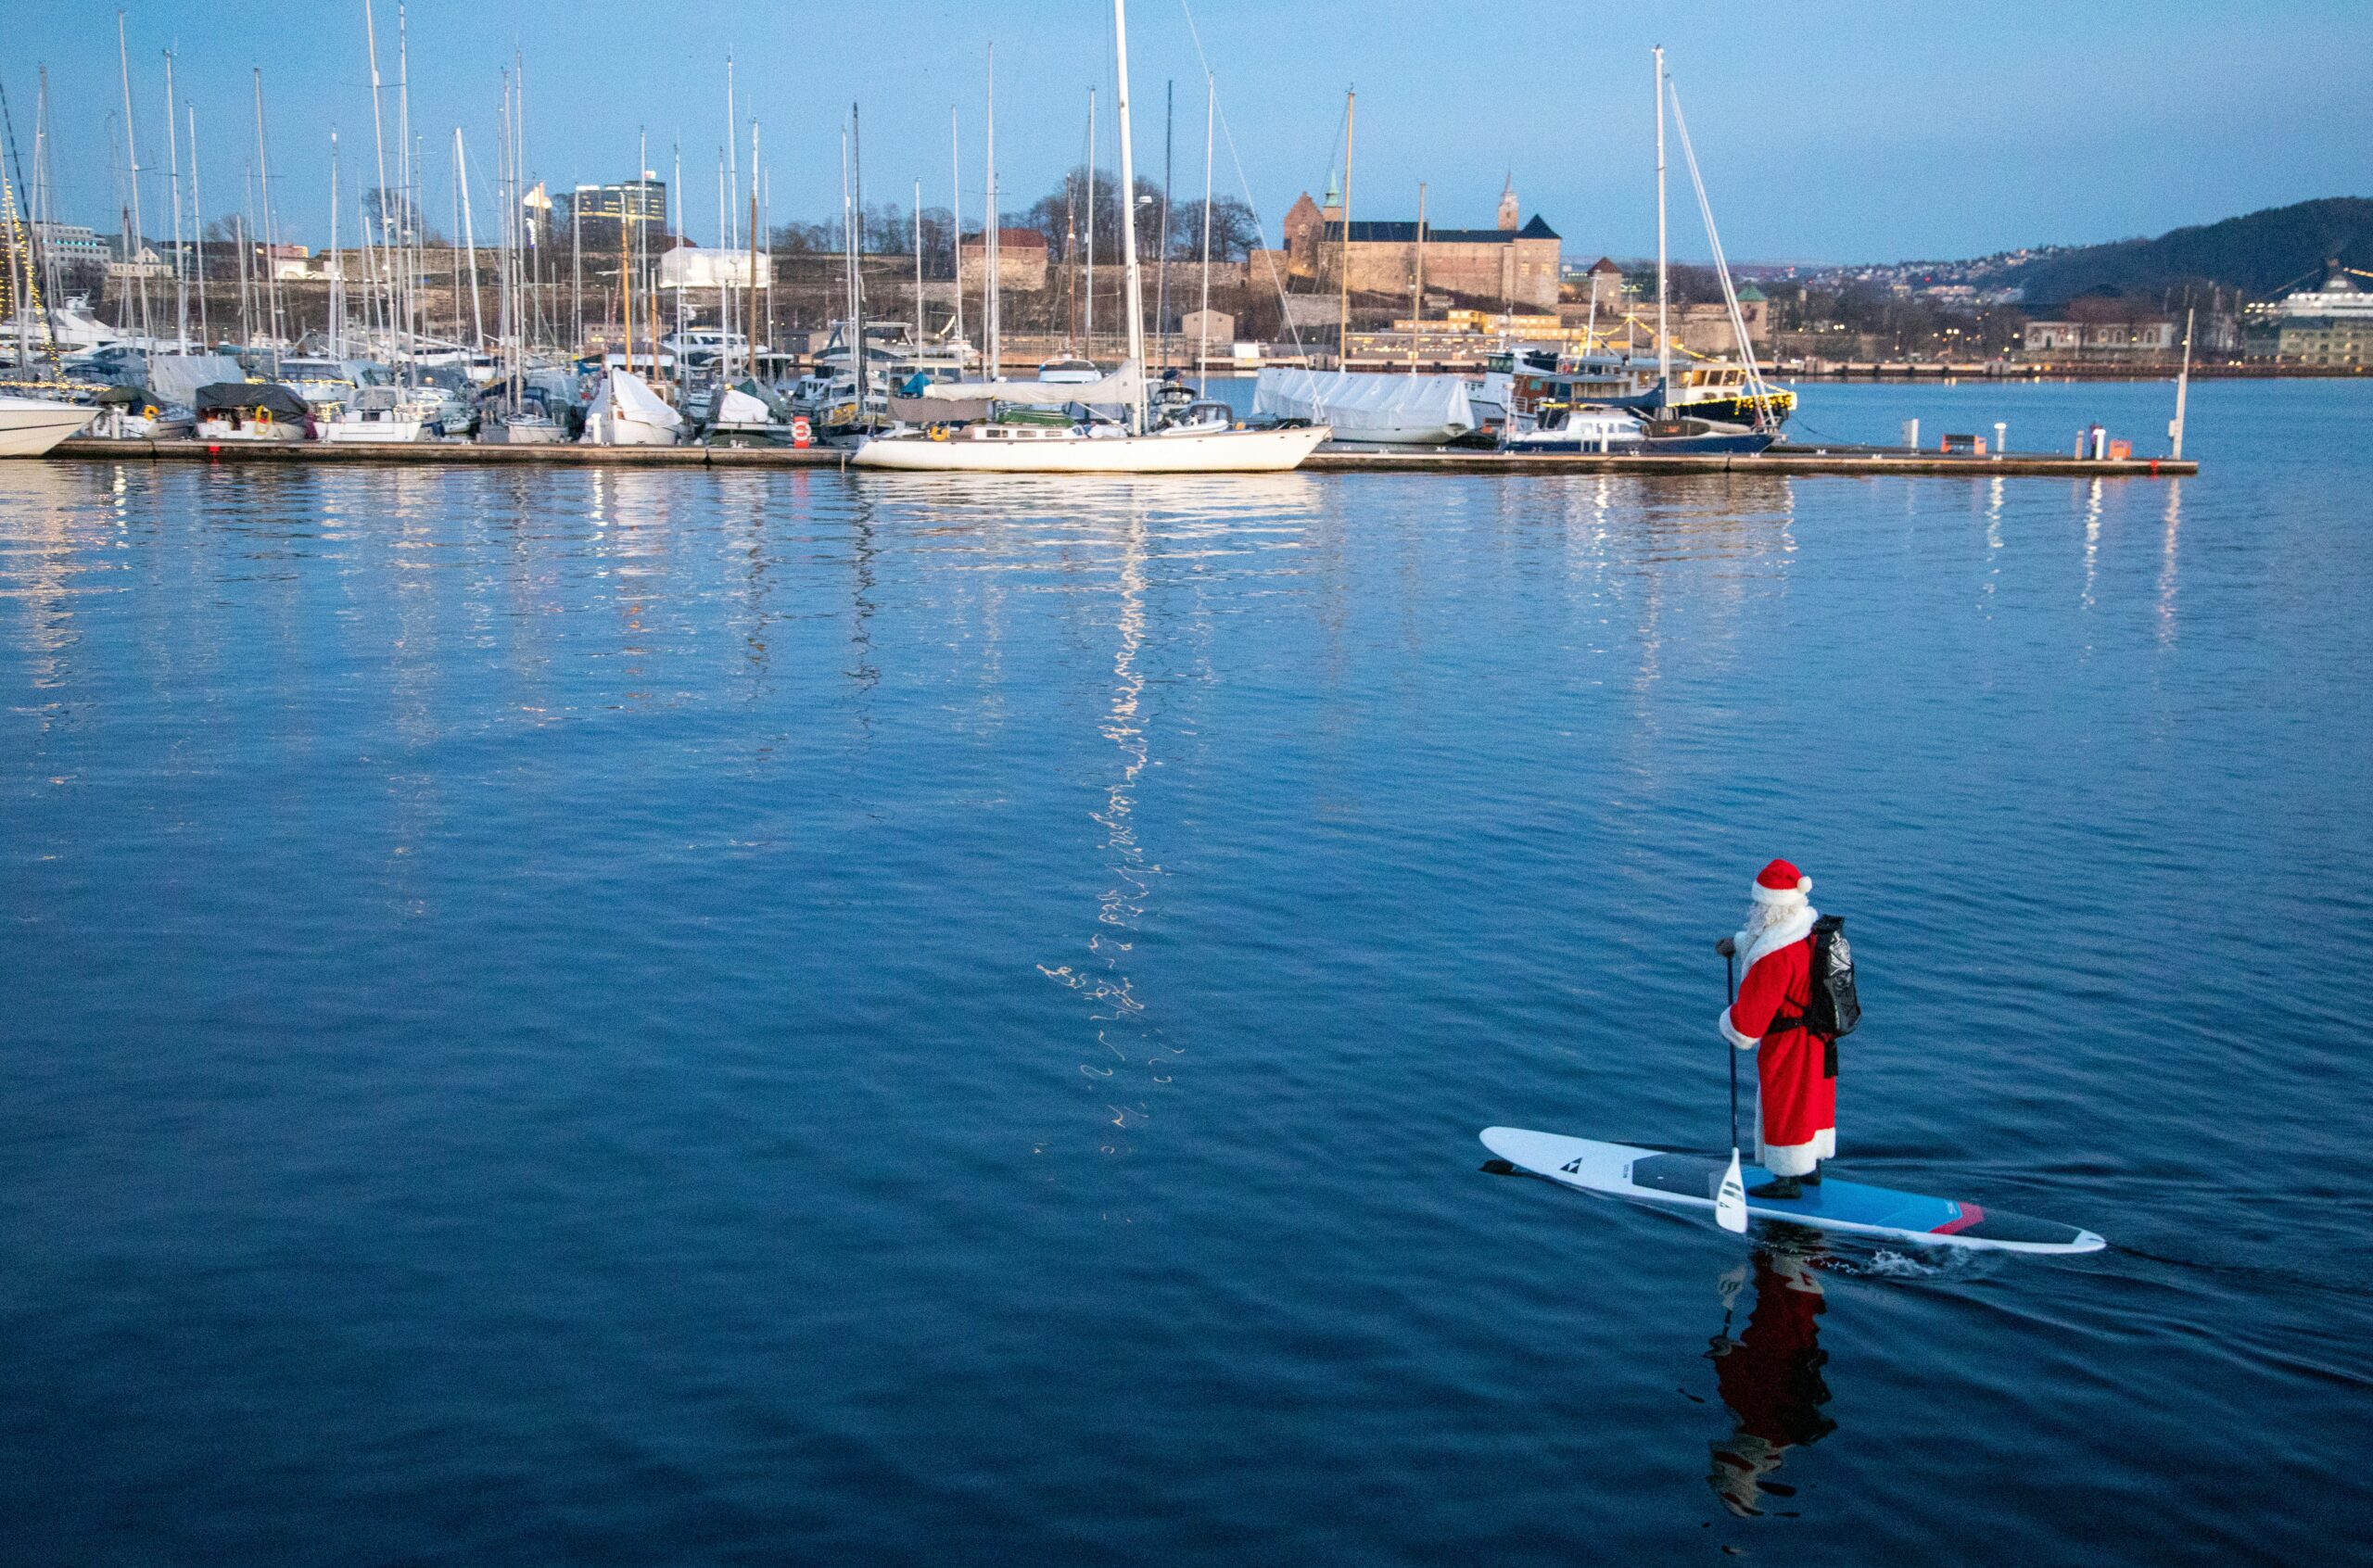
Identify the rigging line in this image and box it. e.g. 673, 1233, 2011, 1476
1174, 0, 1304, 352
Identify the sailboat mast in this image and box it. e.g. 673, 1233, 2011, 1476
1197, 73, 1212, 386
949, 106, 963, 353
849, 106, 863, 395
253, 69, 284, 365
1158, 79, 1171, 373
328, 131, 340, 357
1337, 87, 1353, 358
116, 11, 152, 343
983, 49, 998, 380
913, 178, 923, 346
397, 4, 414, 377
457, 125, 481, 349
1084, 87, 1095, 346
164, 48, 186, 351
673, 138, 684, 357
1110, 0, 1147, 429
1654, 44, 1669, 414
186, 104, 207, 346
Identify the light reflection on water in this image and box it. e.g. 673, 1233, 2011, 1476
1, 379, 2368, 1564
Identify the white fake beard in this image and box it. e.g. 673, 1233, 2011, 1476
1742, 899, 1799, 947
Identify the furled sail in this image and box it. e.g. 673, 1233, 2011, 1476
919, 359, 1145, 408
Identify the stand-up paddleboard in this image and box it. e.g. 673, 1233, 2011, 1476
1481, 1128, 2104, 1254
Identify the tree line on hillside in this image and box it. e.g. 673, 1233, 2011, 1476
767, 166, 1261, 273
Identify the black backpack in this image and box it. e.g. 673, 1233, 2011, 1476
1803, 915, 1860, 1076
1806, 916, 1859, 1036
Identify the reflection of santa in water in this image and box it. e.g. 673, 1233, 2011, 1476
1719, 859, 1835, 1196
1707, 1246, 1837, 1517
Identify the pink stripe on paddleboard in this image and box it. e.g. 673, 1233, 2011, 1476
1932, 1203, 1986, 1236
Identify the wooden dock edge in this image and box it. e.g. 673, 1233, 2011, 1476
40, 438, 2197, 479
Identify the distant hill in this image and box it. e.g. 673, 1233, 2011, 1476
1998, 197, 2373, 304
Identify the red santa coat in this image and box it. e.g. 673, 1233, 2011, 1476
1717, 908, 1836, 1176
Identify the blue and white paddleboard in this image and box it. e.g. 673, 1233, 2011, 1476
1481, 1127, 2105, 1255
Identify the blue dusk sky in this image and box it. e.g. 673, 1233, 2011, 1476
9, 0, 2371, 263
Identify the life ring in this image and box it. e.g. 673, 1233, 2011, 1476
928, 424, 949, 441
254, 405, 274, 428
141, 404, 159, 421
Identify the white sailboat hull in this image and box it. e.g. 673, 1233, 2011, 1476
323, 419, 426, 443
579, 412, 679, 447
0, 398, 96, 456
849, 423, 1328, 474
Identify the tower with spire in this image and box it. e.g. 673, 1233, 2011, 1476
1497, 171, 1519, 232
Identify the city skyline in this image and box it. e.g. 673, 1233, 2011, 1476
8, 0, 2371, 267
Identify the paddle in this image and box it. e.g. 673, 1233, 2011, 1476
1716, 944, 1748, 1233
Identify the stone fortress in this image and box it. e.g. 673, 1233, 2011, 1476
1277, 175, 1563, 311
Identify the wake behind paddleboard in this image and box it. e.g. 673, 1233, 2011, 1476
1481, 1127, 2104, 1254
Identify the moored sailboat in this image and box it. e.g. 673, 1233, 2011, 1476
852, 0, 1328, 474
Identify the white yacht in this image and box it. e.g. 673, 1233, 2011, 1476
0, 394, 96, 456
322, 385, 427, 443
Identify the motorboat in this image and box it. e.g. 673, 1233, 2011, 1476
0, 394, 96, 456
1037, 355, 1101, 385
1505, 405, 1773, 455
83, 385, 193, 440
192, 382, 313, 442
702, 379, 797, 448
321, 385, 427, 443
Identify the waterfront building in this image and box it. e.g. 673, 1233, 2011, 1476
1279, 175, 1562, 310
958, 228, 1050, 293
2243, 266, 2373, 366
2022, 316, 2179, 358
561, 177, 668, 250
32, 221, 110, 265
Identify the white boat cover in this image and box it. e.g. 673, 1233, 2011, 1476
1252, 369, 1474, 442
145, 354, 247, 406
715, 386, 775, 424
594, 370, 683, 430
920, 359, 1144, 408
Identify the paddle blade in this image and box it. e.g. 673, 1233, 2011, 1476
1715, 1149, 1748, 1233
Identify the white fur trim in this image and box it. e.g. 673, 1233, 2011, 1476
1756, 1106, 1835, 1177
1750, 875, 1812, 906
1719, 1006, 1759, 1051
1740, 905, 1818, 972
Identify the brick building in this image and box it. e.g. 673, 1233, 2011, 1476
1279, 175, 1561, 311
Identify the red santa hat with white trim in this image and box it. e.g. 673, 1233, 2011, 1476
1750, 858, 1812, 906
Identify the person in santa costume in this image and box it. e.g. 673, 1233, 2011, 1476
1715, 859, 1835, 1199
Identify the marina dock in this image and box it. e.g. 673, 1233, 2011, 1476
44, 437, 2196, 479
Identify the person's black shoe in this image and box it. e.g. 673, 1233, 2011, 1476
1748, 1176, 1802, 1200
1801, 1164, 1823, 1187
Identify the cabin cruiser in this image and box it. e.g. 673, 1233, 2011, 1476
0, 393, 96, 456
660, 328, 753, 371
83, 385, 193, 440
1504, 405, 1773, 455
193, 382, 312, 442
4, 297, 128, 359
1037, 355, 1100, 385
701, 378, 797, 448
1481, 344, 1795, 431
322, 385, 427, 443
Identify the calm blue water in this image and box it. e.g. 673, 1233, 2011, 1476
3, 380, 2367, 1562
